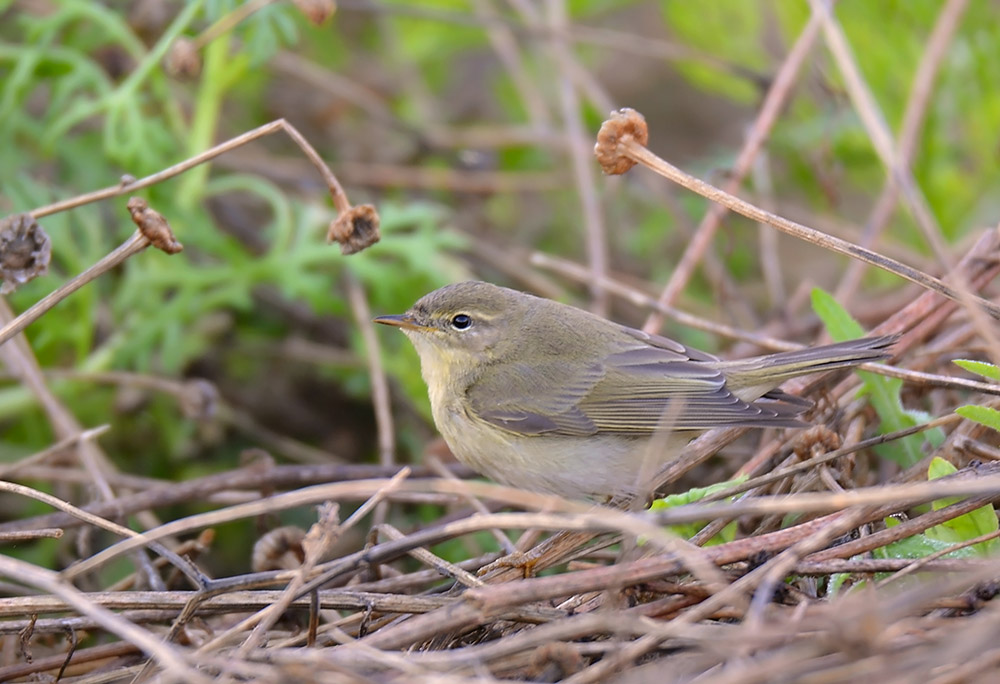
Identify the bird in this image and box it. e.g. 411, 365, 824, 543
376, 281, 895, 499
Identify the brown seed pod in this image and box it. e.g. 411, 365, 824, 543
0, 213, 51, 294
593, 108, 649, 175
127, 197, 183, 254
327, 204, 380, 255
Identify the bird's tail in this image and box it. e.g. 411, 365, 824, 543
717, 334, 898, 400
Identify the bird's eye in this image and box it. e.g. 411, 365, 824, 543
450, 314, 472, 330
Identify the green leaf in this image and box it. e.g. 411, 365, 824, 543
811, 288, 943, 467
954, 359, 1000, 381
649, 476, 748, 545
877, 513, 977, 559
876, 529, 978, 560
827, 570, 853, 597
927, 456, 958, 480
649, 477, 749, 510
925, 458, 1000, 555
809, 288, 865, 340
956, 405, 1000, 432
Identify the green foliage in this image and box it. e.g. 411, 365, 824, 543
954, 359, 1000, 382
953, 359, 1000, 432
925, 458, 999, 554
955, 405, 1000, 432
649, 476, 747, 544
206, 1, 300, 65
876, 458, 999, 560
661, 0, 765, 103
0, 2, 467, 475
874, 516, 976, 559
811, 288, 943, 466
832, 458, 998, 593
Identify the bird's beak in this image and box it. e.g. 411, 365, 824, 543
373, 314, 434, 332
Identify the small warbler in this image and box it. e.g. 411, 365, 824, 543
376, 281, 895, 499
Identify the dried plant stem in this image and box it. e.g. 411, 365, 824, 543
0, 232, 149, 348
378, 523, 485, 588
877, 528, 1000, 588
647, 12, 823, 325
61, 470, 1000, 597
810, 0, 952, 269
609, 130, 1000, 320
0, 425, 109, 479
187, 0, 273, 51
0, 554, 206, 683
469, 472, 1000, 614
471, 0, 551, 129
237, 471, 409, 653
346, 273, 395, 468
0, 528, 63, 543
532, 251, 802, 350
345, 274, 393, 533
425, 455, 517, 554
533, 250, 1000, 396
0, 298, 119, 511
0, 481, 203, 588
0, 641, 139, 682
547, 0, 608, 315
31, 119, 347, 219
0, 463, 474, 536
836, 0, 971, 300
705, 414, 962, 503
805, 494, 1000, 563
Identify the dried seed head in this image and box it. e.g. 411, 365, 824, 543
327, 204, 380, 255
293, 0, 336, 24
165, 37, 201, 79
252, 526, 307, 572
793, 425, 842, 460
594, 108, 649, 175
179, 379, 219, 421
127, 197, 183, 254
0, 213, 52, 295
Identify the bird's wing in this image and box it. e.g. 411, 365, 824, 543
466, 341, 806, 438
578, 347, 806, 432
617, 325, 721, 363
466, 360, 606, 436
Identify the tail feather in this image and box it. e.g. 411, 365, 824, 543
718, 334, 898, 398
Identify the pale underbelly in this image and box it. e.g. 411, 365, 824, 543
442, 416, 690, 499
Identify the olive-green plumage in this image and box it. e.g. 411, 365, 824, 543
376, 281, 895, 499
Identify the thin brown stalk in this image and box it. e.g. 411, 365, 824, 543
545, 0, 609, 314
0, 232, 149, 348
810, 0, 953, 269
0, 555, 206, 683
598, 114, 1000, 320
346, 273, 395, 468
836, 0, 971, 300
646, 12, 823, 326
